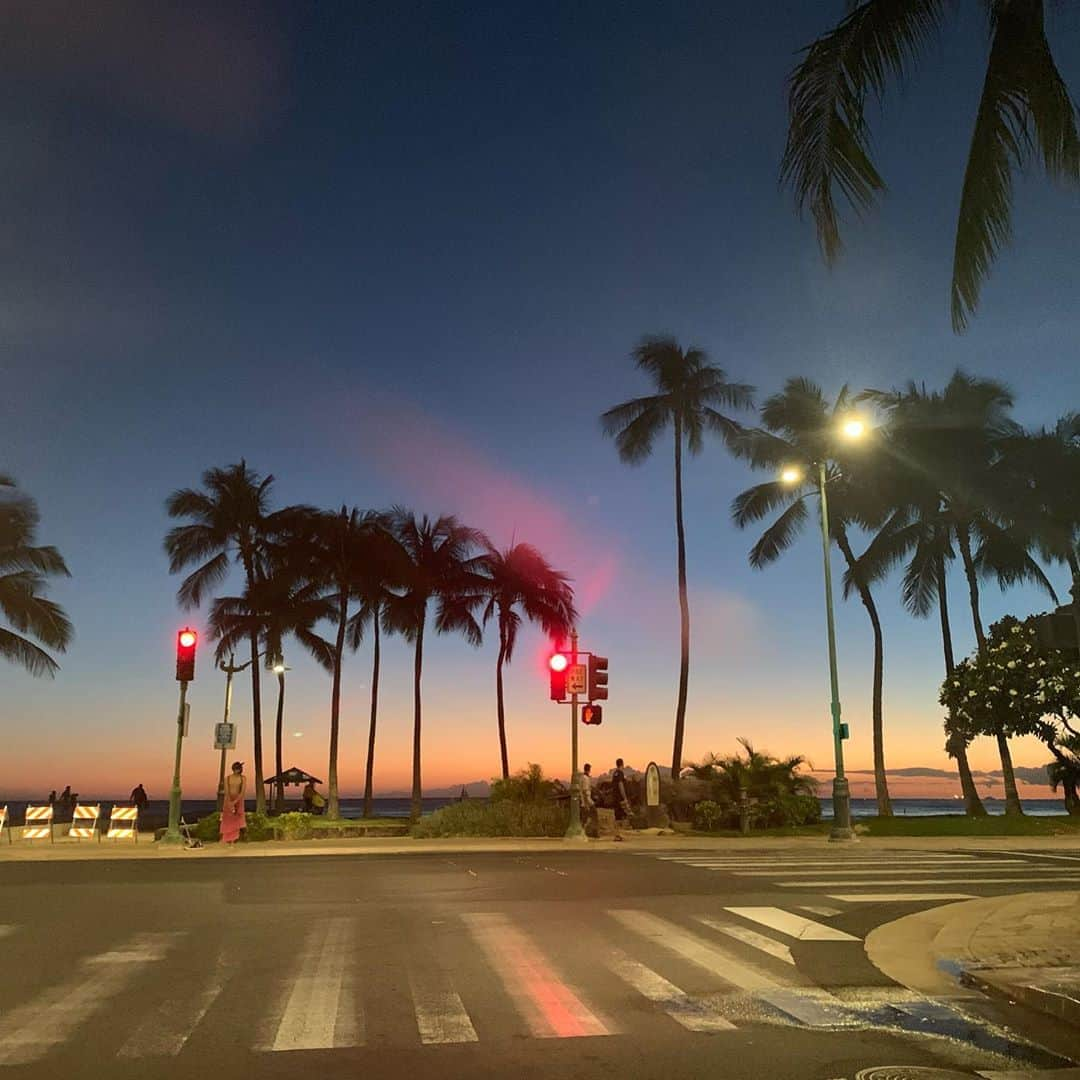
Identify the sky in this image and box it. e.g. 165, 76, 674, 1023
4, 1, 1080, 801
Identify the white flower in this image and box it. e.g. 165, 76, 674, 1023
953, 681, 961, 688
1007, 660, 1017, 669
968, 691, 977, 698
1009, 689, 1018, 697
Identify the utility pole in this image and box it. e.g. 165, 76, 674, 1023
564, 628, 587, 842
217, 653, 250, 812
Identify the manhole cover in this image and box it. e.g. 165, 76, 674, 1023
856, 1070, 975, 1080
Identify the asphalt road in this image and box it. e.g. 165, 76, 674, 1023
0, 845, 1078, 1079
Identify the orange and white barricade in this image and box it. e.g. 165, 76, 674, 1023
22, 805, 54, 843
0, 805, 10, 844
106, 805, 139, 842
69, 804, 101, 841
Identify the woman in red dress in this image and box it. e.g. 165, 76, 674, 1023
220, 761, 246, 845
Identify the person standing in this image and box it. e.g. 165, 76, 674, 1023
580, 763, 595, 831
220, 762, 247, 846
130, 784, 149, 813
612, 758, 630, 841
47, 790, 57, 808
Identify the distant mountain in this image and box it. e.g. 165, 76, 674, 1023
375, 781, 491, 799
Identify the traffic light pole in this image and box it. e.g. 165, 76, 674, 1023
564, 629, 587, 842
163, 679, 188, 844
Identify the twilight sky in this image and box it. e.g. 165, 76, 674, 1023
4, 1, 1080, 800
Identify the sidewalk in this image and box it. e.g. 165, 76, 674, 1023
866, 890, 1080, 1028
1, 829, 1078, 861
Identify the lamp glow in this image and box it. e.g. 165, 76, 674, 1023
841, 417, 867, 440
780, 466, 803, 485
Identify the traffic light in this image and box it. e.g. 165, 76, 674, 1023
581, 703, 603, 725
176, 628, 197, 682
588, 654, 608, 701
549, 650, 568, 701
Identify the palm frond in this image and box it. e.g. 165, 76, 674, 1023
0, 626, 61, 677
952, 0, 1080, 330
731, 481, 804, 528
176, 551, 231, 610
782, 0, 947, 262
747, 499, 810, 568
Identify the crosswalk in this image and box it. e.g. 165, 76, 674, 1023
635, 849, 1080, 900
0, 901, 979, 1065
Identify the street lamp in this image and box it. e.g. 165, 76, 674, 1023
781, 415, 867, 842
271, 658, 290, 812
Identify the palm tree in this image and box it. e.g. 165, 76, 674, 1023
164, 461, 279, 814
601, 336, 754, 780
782, 0, 1080, 331
730, 379, 895, 816
208, 564, 335, 812
477, 542, 577, 779
384, 510, 486, 822
867, 373, 1058, 814
300, 507, 407, 820
856, 507, 988, 815
345, 514, 411, 819
0, 476, 72, 676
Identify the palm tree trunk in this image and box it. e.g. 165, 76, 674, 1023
495, 618, 510, 780
996, 730, 1023, 816
327, 593, 348, 820
956, 524, 987, 651
671, 418, 691, 781
249, 630, 266, 815
957, 524, 1021, 813
938, 559, 987, 816
835, 530, 891, 816
274, 670, 285, 813
362, 609, 381, 820
411, 612, 426, 823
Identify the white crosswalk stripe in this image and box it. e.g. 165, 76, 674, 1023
829, 892, 975, 902
723, 907, 859, 942
461, 912, 612, 1038
695, 916, 795, 965
604, 947, 736, 1032
263, 917, 361, 1052
409, 969, 479, 1045
0, 932, 180, 1066
781, 875, 1080, 888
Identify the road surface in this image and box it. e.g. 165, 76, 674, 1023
0, 845, 1077, 1078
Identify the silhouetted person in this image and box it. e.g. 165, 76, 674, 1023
57, 786, 73, 819
580, 763, 595, 830
47, 790, 57, 807
130, 785, 148, 812
612, 759, 630, 841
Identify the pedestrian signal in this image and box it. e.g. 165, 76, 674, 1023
176, 627, 197, 682
581, 704, 603, 725
588, 654, 608, 701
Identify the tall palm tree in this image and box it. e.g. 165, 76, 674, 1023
346, 514, 411, 819
0, 476, 72, 676
477, 542, 577, 779
782, 0, 1080, 331
300, 507, 406, 820
730, 379, 894, 815
164, 461, 279, 814
601, 336, 754, 780
208, 564, 335, 812
856, 506, 988, 814
384, 510, 486, 822
867, 373, 1057, 814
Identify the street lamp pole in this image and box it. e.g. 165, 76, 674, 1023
216, 654, 247, 812
564, 628, 587, 842
817, 460, 854, 841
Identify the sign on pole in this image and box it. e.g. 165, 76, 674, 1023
214, 722, 236, 750
567, 664, 587, 695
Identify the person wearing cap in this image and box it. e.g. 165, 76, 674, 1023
220, 761, 247, 845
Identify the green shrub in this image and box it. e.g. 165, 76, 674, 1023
411, 798, 569, 838
191, 812, 221, 841
275, 812, 314, 840
693, 800, 726, 831
490, 763, 563, 803
242, 811, 275, 842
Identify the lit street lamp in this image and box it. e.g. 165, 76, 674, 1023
781, 415, 868, 842
272, 658, 291, 812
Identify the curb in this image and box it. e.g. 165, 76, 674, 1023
962, 967, 1080, 1028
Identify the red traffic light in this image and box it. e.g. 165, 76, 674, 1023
176, 627, 197, 682
549, 650, 568, 701
549, 652, 569, 672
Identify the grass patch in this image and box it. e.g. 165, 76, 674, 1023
859, 814, 1080, 837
